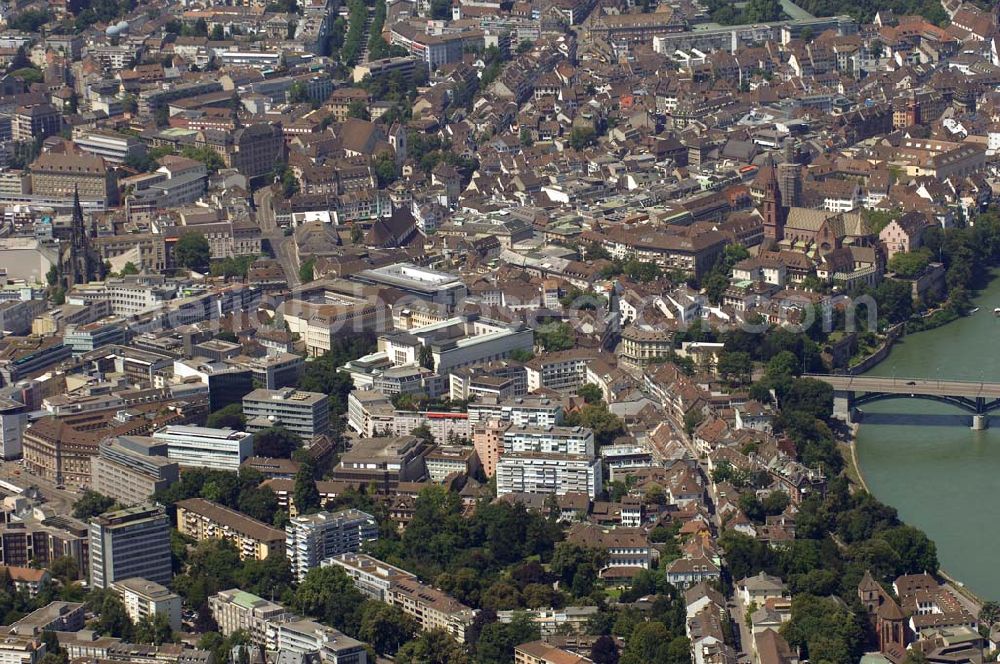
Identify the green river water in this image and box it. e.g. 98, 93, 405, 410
855, 276, 1000, 601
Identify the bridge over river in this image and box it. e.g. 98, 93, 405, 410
804, 374, 1000, 429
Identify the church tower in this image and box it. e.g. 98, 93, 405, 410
760, 156, 786, 243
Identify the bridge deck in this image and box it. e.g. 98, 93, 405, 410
804, 375, 1000, 399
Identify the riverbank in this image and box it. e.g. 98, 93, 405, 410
845, 275, 1000, 603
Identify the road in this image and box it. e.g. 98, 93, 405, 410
254, 187, 301, 288
0, 460, 78, 516
731, 594, 756, 664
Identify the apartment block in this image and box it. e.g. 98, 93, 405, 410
496, 453, 603, 499
209, 589, 293, 650
176, 498, 285, 561
327, 553, 476, 644
285, 509, 378, 582
111, 577, 182, 632
276, 619, 368, 664
89, 505, 172, 589
243, 388, 330, 441
473, 419, 509, 478
503, 426, 595, 457
467, 395, 564, 428
152, 425, 253, 472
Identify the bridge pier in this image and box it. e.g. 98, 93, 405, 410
833, 390, 854, 421
971, 415, 988, 431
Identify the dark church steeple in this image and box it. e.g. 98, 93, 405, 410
68, 187, 101, 287
759, 156, 786, 243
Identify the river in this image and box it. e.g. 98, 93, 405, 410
855, 276, 1000, 601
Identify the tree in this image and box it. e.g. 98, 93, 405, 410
535, 321, 574, 351
717, 351, 751, 384
577, 383, 603, 404
569, 127, 597, 150
180, 146, 225, 174
133, 612, 174, 645
873, 278, 914, 324
888, 250, 931, 278
347, 99, 370, 120
564, 403, 624, 449
89, 590, 134, 640
299, 257, 316, 283
979, 601, 1000, 627
591, 634, 620, 664
253, 426, 303, 458
374, 153, 398, 187
206, 403, 245, 429
396, 629, 469, 664
120, 262, 140, 275
294, 462, 321, 514
210, 23, 225, 41
358, 602, 417, 654
744, 0, 782, 21
292, 566, 366, 634
781, 594, 864, 664
72, 491, 115, 520
476, 613, 541, 664
174, 232, 210, 273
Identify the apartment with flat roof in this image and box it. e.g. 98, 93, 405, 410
111, 577, 182, 632
243, 388, 330, 441
285, 509, 378, 582
327, 552, 476, 644
176, 498, 285, 561
277, 619, 369, 664
503, 426, 595, 457
209, 588, 293, 650
496, 453, 603, 499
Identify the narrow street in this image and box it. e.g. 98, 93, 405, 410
254, 187, 301, 287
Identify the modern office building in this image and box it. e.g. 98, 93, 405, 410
176, 498, 285, 561
209, 589, 293, 650
242, 388, 330, 441
111, 577, 182, 632
90, 438, 179, 507
502, 426, 595, 457
285, 509, 378, 582
63, 321, 127, 354
0, 396, 25, 460
88, 504, 172, 589
496, 453, 603, 499
152, 425, 253, 472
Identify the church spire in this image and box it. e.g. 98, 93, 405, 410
760, 155, 786, 243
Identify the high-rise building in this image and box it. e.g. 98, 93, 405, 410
286, 510, 378, 582
88, 504, 171, 589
